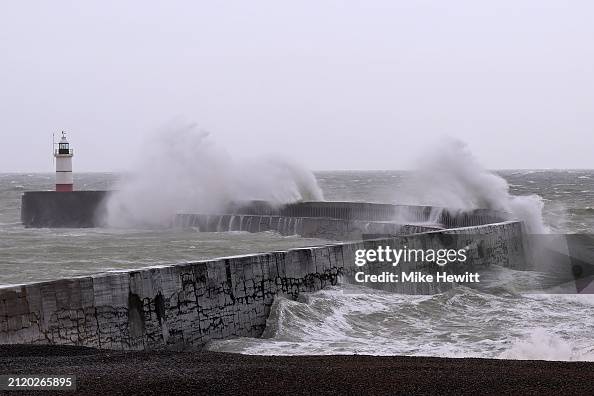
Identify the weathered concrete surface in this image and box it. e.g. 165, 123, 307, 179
21, 191, 109, 228
342, 221, 530, 294
0, 221, 528, 350
174, 213, 441, 240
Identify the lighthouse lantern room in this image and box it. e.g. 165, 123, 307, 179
54, 131, 74, 192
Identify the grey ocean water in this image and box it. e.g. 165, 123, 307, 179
2, 170, 594, 360
0, 173, 329, 286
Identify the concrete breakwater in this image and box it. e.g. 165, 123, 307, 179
174, 213, 440, 240
0, 221, 528, 350
21, 191, 508, 228
21, 191, 109, 228
229, 200, 508, 227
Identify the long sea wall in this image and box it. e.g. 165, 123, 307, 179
226, 201, 508, 227
174, 213, 440, 240
0, 221, 528, 350
21, 192, 508, 228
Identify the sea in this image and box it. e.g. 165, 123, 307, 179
1, 170, 594, 361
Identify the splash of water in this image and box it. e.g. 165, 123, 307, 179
207, 284, 594, 361
103, 123, 323, 227
499, 328, 594, 361
395, 138, 549, 233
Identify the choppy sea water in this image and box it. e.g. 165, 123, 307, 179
1, 170, 594, 361
0, 173, 330, 286
208, 284, 594, 361
316, 169, 594, 233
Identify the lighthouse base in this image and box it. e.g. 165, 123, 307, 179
56, 184, 74, 192
21, 191, 109, 227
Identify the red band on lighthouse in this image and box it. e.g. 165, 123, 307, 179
56, 184, 74, 192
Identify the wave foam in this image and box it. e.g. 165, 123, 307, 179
395, 138, 550, 233
103, 123, 323, 227
207, 283, 594, 361
500, 328, 594, 361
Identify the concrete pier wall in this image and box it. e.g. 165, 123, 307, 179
0, 221, 527, 350
21, 191, 109, 228
230, 201, 508, 227
21, 192, 508, 229
174, 213, 440, 240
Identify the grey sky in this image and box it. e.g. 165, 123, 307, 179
1, 1, 593, 172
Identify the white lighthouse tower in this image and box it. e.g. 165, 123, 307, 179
54, 132, 74, 192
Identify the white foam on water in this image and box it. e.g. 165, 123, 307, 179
207, 281, 594, 361
499, 328, 594, 361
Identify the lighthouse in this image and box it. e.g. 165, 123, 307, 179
54, 132, 74, 192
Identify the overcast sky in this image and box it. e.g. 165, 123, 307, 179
1, 1, 592, 172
